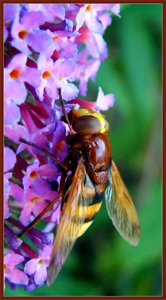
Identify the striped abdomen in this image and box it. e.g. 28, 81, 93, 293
77, 193, 103, 237
61, 173, 107, 239
78, 180, 107, 237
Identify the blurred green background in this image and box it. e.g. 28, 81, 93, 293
5, 4, 162, 297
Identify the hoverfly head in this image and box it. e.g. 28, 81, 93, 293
69, 108, 109, 135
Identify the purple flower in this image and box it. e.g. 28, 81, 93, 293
4, 4, 20, 25
24, 245, 52, 286
10, 10, 46, 54
4, 26, 9, 42
36, 54, 79, 101
4, 147, 16, 172
4, 3, 119, 291
4, 252, 29, 285
4, 124, 28, 143
76, 50, 101, 96
109, 4, 121, 16
27, 4, 65, 22
4, 224, 23, 250
4, 173, 11, 220
10, 182, 24, 203
20, 189, 59, 226
22, 160, 57, 194
76, 26, 107, 60
76, 4, 103, 34
4, 149, 16, 220
51, 121, 69, 161
96, 87, 115, 111
4, 53, 41, 104
4, 101, 21, 126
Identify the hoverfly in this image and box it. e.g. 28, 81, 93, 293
18, 102, 141, 285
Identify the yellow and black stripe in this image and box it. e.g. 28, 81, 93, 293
77, 200, 102, 237
62, 184, 106, 239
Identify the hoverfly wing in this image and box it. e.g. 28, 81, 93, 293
105, 160, 141, 246
47, 158, 96, 285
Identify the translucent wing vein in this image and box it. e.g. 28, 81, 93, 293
47, 158, 95, 285
105, 160, 141, 245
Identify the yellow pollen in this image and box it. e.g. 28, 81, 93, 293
18, 30, 28, 39
30, 171, 38, 179
30, 196, 40, 204
4, 264, 7, 271
9, 69, 20, 79
38, 259, 44, 264
42, 71, 51, 79
86, 4, 92, 11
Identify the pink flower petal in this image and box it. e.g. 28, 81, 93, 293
4, 175, 11, 219
40, 245, 52, 260
110, 4, 121, 16
10, 183, 24, 203
5, 252, 24, 266
4, 102, 21, 125
22, 67, 41, 88
4, 148, 16, 172
34, 264, 47, 285
8, 53, 28, 70
4, 124, 28, 144
96, 87, 115, 111
4, 27, 8, 42
24, 258, 39, 275
6, 268, 29, 285
53, 58, 75, 78
38, 164, 58, 179
76, 6, 86, 31
4, 3, 20, 24
43, 4, 65, 21
27, 29, 54, 53
22, 11, 45, 29
20, 202, 34, 226
61, 82, 79, 101
4, 79, 27, 104
85, 10, 103, 34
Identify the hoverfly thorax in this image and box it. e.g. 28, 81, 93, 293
68, 108, 112, 185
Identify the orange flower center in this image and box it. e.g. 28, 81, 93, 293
38, 259, 44, 264
42, 71, 51, 79
86, 4, 92, 11
9, 69, 20, 79
56, 140, 65, 152
18, 30, 28, 39
53, 36, 59, 41
30, 171, 38, 179
4, 264, 7, 271
30, 196, 40, 204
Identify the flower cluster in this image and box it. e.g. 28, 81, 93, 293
4, 3, 120, 291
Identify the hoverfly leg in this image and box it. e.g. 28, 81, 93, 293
20, 138, 68, 171
17, 171, 67, 238
17, 193, 62, 238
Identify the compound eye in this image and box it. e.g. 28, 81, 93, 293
72, 115, 101, 135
